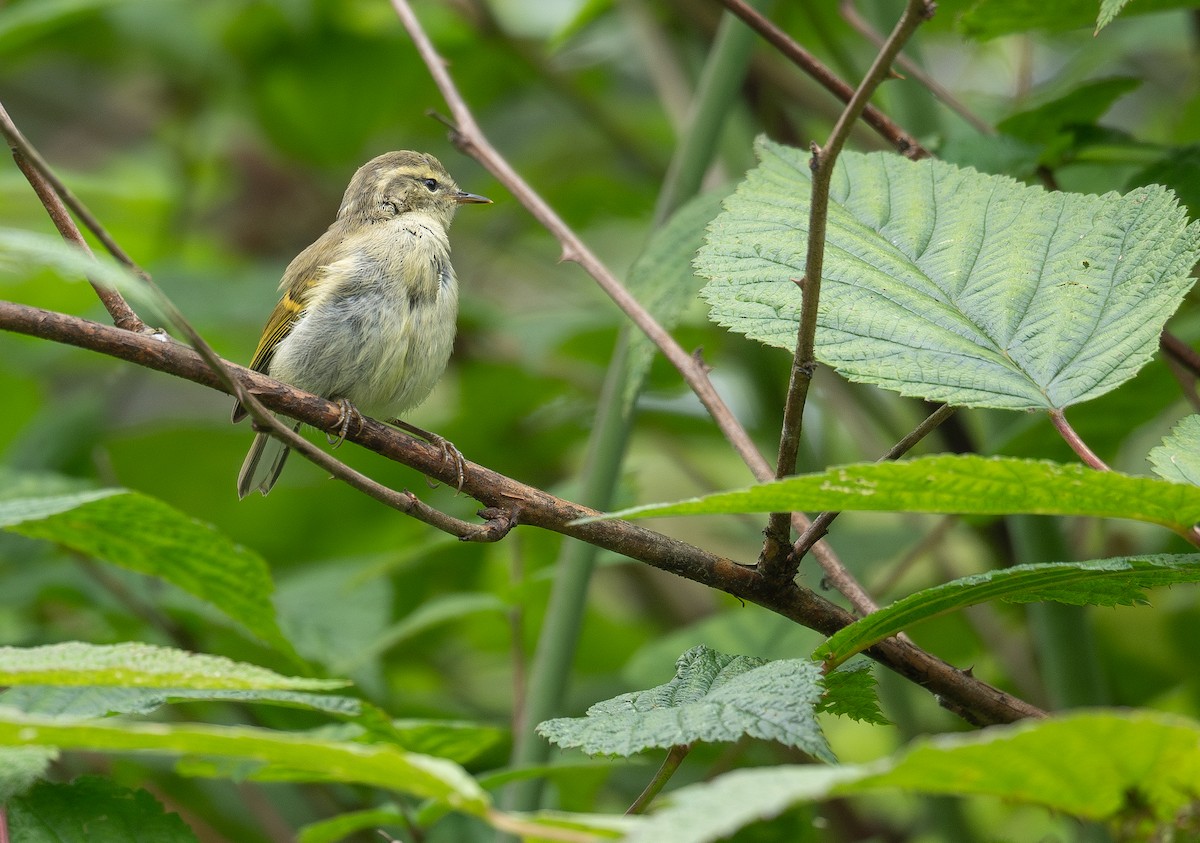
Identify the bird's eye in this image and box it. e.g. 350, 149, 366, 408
422, 178, 439, 192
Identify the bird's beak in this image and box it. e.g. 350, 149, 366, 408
454, 191, 492, 205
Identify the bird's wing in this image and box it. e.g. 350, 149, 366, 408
232, 236, 332, 423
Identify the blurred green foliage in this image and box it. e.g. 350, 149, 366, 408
2, 0, 1200, 841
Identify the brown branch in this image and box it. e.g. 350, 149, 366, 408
714, 0, 929, 160
1162, 329, 1200, 380
389, 0, 773, 482
838, 0, 995, 136
760, 0, 935, 592
0, 298, 1043, 725
0, 100, 144, 331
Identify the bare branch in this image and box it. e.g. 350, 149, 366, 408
0, 100, 144, 331
714, 0, 929, 160
0, 298, 1043, 725
389, 0, 773, 482
838, 0, 995, 135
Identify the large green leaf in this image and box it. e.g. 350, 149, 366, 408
0, 642, 343, 690
695, 139, 1200, 410
622, 710, 1200, 842
0, 490, 295, 656
537, 645, 834, 762
815, 555, 1200, 669
0, 707, 489, 814
599, 455, 1200, 533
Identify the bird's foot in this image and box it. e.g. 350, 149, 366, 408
327, 398, 362, 448
387, 418, 466, 492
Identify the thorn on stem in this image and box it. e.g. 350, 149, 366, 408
809, 141, 822, 172
691, 347, 712, 374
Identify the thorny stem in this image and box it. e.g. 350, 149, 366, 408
714, 0, 929, 160
838, 0, 995, 135
391, 0, 773, 480
626, 744, 692, 815
760, 0, 936, 586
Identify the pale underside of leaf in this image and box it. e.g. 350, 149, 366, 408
696, 139, 1200, 410
536, 645, 834, 762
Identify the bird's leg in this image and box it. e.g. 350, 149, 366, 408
327, 398, 362, 448
387, 418, 466, 492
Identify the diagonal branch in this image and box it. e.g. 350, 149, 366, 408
0, 298, 1043, 725
0, 101, 144, 332
714, 0, 929, 160
389, 0, 773, 482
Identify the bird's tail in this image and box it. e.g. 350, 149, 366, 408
237, 422, 299, 498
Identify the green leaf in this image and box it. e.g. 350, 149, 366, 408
996, 77, 1139, 143
623, 710, 1200, 842
386, 719, 507, 765
0, 490, 296, 656
7, 776, 199, 843
1127, 144, 1200, 222
0, 642, 345, 690
0, 685, 362, 719
599, 455, 1200, 533
0, 229, 165, 323
954, 0, 1193, 40
695, 139, 1200, 410
297, 805, 408, 843
348, 592, 507, 671
1149, 415, 1200, 485
815, 554, 1200, 668
536, 645, 834, 762
277, 560, 394, 680
623, 189, 731, 410
0, 747, 57, 802
0, 707, 490, 814
816, 659, 887, 725
1096, 0, 1133, 31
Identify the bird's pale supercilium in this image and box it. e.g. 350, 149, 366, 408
232, 151, 490, 498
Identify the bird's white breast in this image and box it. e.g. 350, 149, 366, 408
267, 212, 459, 419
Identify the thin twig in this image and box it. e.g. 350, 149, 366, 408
0, 299, 1045, 725
792, 404, 958, 565
760, 0, 936, 588
838, 0, 995, 135
0, 100, 144, 331
714, 0, 929, 160
627, 744, 691, 815
1162, 329, 1200, 380
390, 0, 772, 481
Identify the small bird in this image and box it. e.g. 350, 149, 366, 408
232, 151, 490, 498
